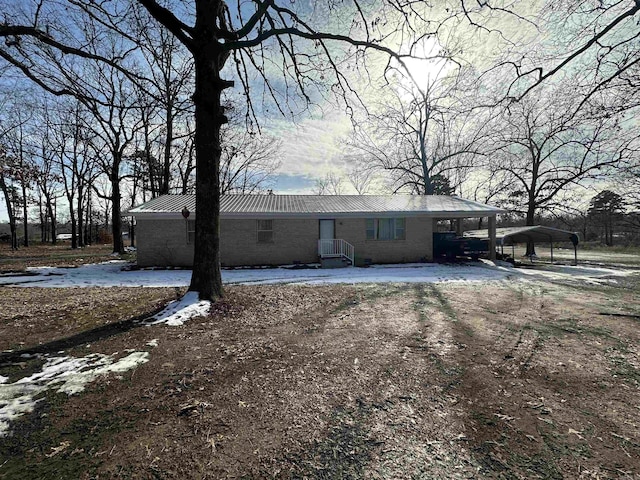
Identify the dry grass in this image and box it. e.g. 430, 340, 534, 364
1, 275, 639, 479
0, 243, 131, 273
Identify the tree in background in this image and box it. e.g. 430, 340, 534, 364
490, 85, 638, 228
313, 172, 344, 196
588, 190, 626, 246
132, 6, 194, 197
220, 127, 281, 195
345, 157, 374, 195
0, 145, 19, 250
34, 103, 64, 244
2, 107, 37, 247
350, 65, 492, 195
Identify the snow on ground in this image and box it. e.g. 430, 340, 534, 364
0, 351, 149, 437
0, 259, 637, 289
144, 291, 211, 326
512, 263, 639, 285
0, 260, 516, 288
0, 258, 637, 436
0, 260, 638, 288
0, 261, 192, 288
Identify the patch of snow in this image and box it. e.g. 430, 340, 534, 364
145, 291, 210, 326
0, 351, 149, 437
0, 259, 636, 289
0, 376, 8, 384
146, 339, 159, 347
512, 264, 637, 285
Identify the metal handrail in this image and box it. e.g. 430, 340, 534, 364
318, 239, 354, 265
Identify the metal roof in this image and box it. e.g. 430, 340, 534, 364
464, 225, 579, 245
127, 194, 505, 218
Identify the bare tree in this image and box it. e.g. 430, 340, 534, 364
313, 172, 344, 195
34, 103, 65, 244
502, 0, 640, 109
132, 6, 194, 196
351, 66, 493, 195
2, 107, 37, 247
490, 86, 639, 255
82, 64, 141, 254
0, 145, 19, 250
220, 124, 281, 195
175, 118, 196, 195
345, 155, 374, 195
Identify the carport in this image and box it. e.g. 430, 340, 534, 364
463, 225, 580, 264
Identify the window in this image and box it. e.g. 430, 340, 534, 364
257, 219, 274, 243
366, 218, 405, 240
186, 219, 195, 244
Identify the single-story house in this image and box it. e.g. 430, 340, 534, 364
127, 194, 505, 268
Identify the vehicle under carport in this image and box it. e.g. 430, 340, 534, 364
463, 225, 580, 264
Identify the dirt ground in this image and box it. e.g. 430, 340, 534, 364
0, 243, 127, 273
1, 261, 640, 479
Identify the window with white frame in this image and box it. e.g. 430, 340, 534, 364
186, 219, 196, 244
256, 219, 274, 243
366, 218, 405, 240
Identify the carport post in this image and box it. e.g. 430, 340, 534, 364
549, 234, 554, 263
456, 218, 463, 236
488, 216, 497, 261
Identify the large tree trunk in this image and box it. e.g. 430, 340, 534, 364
525, 199, 536, 256
188, 35, 227, 300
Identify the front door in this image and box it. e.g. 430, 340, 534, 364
319, 219, 335, 240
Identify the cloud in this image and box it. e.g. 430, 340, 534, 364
266, 111, 353, 179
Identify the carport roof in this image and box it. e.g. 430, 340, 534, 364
464, 225, 579, 246
128, 194, 505, 218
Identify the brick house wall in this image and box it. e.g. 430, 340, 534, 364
336, 216, 433, 264
135, 215, 434, 267
136, 218, 194, 267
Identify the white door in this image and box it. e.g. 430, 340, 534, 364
319, 219, 335, 240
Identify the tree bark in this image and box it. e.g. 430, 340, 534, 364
47, 196, 57, 244
38, 197, 45, 243
111, 166, 124, 254
21, 179, 29, 247
77, 185, 84, 247
70, 205, 77, 249
0, 176, 18, 250
525, 202, 537, 256
188, 15, 228, 300
162, 102, 173, 195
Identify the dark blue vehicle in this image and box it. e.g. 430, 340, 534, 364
433, 232, 489, 260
